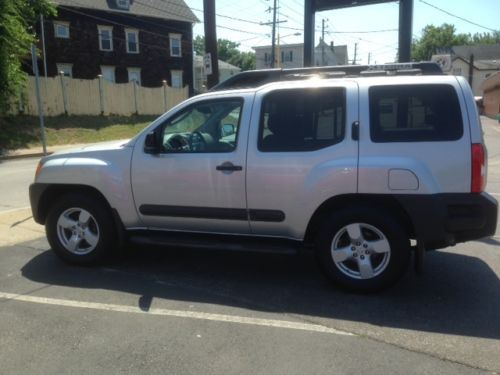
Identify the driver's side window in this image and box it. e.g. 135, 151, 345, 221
159, 99, 242, 153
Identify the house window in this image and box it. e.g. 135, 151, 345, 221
453, 67, 462, 75
128, 67, 141, 85
98, 25, 113, 51
54, 22, 70, 39
101, 66, 115, 83
125, 28, 139, 53
169, 34, 182, 57
281, 51, 293, 62
116, 0, 130, 10
171, 70, 183, 88
56, 63, 73, 77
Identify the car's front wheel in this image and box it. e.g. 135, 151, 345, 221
46, 193, 116, 264
316, 207, 411, 292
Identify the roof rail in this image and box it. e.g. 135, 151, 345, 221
211, 62, 443, 91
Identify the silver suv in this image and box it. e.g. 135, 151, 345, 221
30, 63, 498, 291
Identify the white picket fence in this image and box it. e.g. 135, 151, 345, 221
15, 76, 189, 116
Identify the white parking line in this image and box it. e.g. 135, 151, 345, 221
0, 292, 354, 336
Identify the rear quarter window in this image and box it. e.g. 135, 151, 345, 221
369, 84, 463, 142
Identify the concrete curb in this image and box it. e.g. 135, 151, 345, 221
0, 151, 52, 161
0, 143, 90, 161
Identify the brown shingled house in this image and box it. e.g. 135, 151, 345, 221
36, 0, 198, 91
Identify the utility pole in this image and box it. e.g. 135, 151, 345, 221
40, 15, 47, 78
367, 52, 371, 65
271, 0, 277, 68
203, 0, 219, 88
352, 43, 358, 65
261, 0, 287, 68
31, 45, 47, 155
321, 18, 326, 65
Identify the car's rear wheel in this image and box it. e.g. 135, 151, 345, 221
316, 207, 411, 292
46, 193, 116, 264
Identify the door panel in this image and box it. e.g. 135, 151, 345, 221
246, 83, 359, 240
131, 94, 253, 234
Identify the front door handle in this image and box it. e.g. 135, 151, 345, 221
216, 162, 243, 172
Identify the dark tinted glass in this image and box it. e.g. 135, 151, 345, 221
369, 84, 463, 142
258, 88, 346, 152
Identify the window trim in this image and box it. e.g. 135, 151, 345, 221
125, 28, 139, 54
171, 69, 183, 88
56, 63, 73, 77
127, 67, 141, 85
98, 25, 113, 51
100, 65, 116, 83
169, 33, 182, 57
116, 0, 130, 10
54, 21, 70, 39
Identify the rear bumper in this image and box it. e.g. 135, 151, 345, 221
396, 192, 498, 249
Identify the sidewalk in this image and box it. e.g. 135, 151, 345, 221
481, 115, 500, 127
0, 143, 90, 160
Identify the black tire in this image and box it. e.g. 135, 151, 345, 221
46, 193, 117, 265
316, 207, 411, 292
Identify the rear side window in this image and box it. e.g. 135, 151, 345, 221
369, 84, 463, 142
258, 87, 346, 152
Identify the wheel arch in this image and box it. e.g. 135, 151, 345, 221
37, 185, 108, 223
304, 194, 416, 245
37, 184, 126, 248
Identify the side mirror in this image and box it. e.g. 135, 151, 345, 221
144, 131, 161, 154
222, 123, 235, 137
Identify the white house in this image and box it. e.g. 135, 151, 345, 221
432, 44, 500, 96
253, 41, 348, 70
193, 55, 241, 93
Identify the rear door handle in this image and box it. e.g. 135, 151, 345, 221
216, 162, 243, 172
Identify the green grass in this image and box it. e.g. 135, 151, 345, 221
0, 115, 157, 153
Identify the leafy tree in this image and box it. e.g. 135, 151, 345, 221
193, 36, 256, 71
412, 24, 469, 61
412, 23, 500, 61
470, 31, 500, 44
0, 0, 55, 113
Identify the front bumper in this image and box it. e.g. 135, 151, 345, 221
29, 183, 51, 224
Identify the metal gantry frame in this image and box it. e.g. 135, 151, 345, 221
304, 0, 414, 66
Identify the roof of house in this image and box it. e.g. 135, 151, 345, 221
252, 43, 304, 50
453, 56, 500, 70
53, 0, 198, 23
480, 71, 500, 91
194, 55, 241, 71
452, 44, 500, 60
475, 59, 500, 70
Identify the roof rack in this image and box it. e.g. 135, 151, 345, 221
210, 62, 443, 91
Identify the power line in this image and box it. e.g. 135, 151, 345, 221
418, 0, 498, 33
